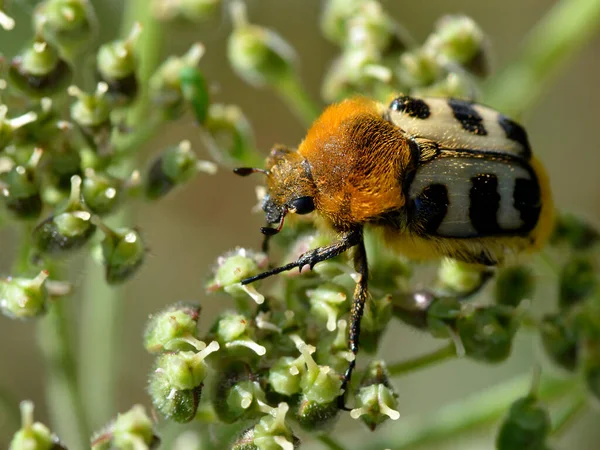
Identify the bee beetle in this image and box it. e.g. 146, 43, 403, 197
234, 95, 554, 401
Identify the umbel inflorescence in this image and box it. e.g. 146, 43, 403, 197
2, 1, 599, 450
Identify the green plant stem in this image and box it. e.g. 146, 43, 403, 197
275, 75, 321, 126
388, 342, 456, 376
484, 0, 600, 117
358, 374, 575, 450
37, 262, 89, 449
316, 434, 348, 450
78, 0, 164, 430
551, 394, 588, 438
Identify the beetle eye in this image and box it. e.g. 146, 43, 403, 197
289, 196, 315, 215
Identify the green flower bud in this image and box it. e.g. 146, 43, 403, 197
436, 258, 487, 296
144, 303, 202, 353
33, 0, 97, 57
425, 15, 489, 76
9, 401, 64, 450
212, 311, 266, 357
69, 83, 112, 154
93, 221, 146, 284
268, 356, 304, 397
559, 257, 596, 309
204, 103, 258, 166
179, 67, 210, 125
320, 0, 364, 46
149, 43, 205, 120
0, 270, 49, 319
392, 290, 437, 330
293, 397, 339, 432
227, 1, 296, 88
539, 313, 579, 372
33, 175, 96, 255
47, 135, 83, 193
306, 283, 348, 333
360, 294, 392, 353
91, 405, 159, 450
457, 305, 515, 363
316, 319, 354, 374
551, 213, 599, 250
9, 38, 73, 98
496, 395, 551, 450
426, 296, 462, 338
253, 403, 298, 450
495, 265, 535, 308
212, 361, 267, 423
81, 169, 125, 216
159, 343, 219, 391
154, 0, 221, 22
1, 148, 43, 220
149, 369, 203, 423
350, 360, 399, 430
145, 140, 216, 200
398, 47, 445, 87
0, 106, 38, 151
206, 247, 268, 305
96, 23, 141, 105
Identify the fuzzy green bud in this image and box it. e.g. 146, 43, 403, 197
425, 15, 488, 76
9, 401, 64, 450
204, 103, 258, 165
212, 311, 267, 357
212, 363, 267, 423
144, 303, 202, 353
96, 23, 141, 105
496, 395, 551, 450
145, 140, 216, 199
32, 175, 96, 255
437, 258, 487, 296
297, 341, 342, 405
351, 360, 399, 430
161, 344, 219, 391
228, 1, 296, 88
149, 369, 202, 423
33, 0, 97, 57
47, 137, 83, 193
559, 256, 597, 309
94, 222, 146, 284
253, 403, 298, 450
495, 265, 535, 308
457, 305, 515, 363
360, 294, 392, 353
0, 271, 49, 319
92, 405, 159, 450
207, 247, 267, 305
551, 213, 599, 250
179, 67, 210, 125
268, 356, 304, 397
68, 83, 112, 153
81, 169, 124, 216
150, 43, 206, 120
0, 106, 38, 151
306, 283, 348, 333
9, 39, 73, 98
1, 148, 43, 220
539, 313, 579, 372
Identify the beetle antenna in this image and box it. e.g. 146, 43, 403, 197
260, 209, 286, 236
233, 167, 269, 176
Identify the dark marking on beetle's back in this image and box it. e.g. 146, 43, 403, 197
513, 177, 541, 232
390, 95, 431, 119
469, 173, 500, 234
448, 98, 487, 135
410, 183, 449, 234
498, 114, 531, 158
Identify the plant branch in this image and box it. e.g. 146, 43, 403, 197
316, 434, 348, 450
275, 75, 321, 127
484, 0, 600, 117
388, 342, 457, 377
551, 394, 588, 438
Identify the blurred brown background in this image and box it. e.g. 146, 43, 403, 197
1, 0, 599, 448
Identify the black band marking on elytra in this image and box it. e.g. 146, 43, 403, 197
390, 95, 431, 119
448, 98, 487, 135
513, 177, 541, 232
469, 173, 501, 234
411, 183, 449, 234
498, 114, 532, 158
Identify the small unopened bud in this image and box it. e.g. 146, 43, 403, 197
213, 311, 266, 357
179, 67, 210, 125
495, 266, 535, 308
91, 404, 159, 450
457, 305, 515, 363
9, 38, 73, 98
351, 360, 400, 430
206, 247, 268, 304
144, 303, 202, 353
227, 1, 297, 88
539, 313, 579, 372
268, 356, 305, 397
1, 148, 44, 220
9, 401, 64, 450
253, 403, 298, 450
551, 213, 599, 250
96, 23, 141, 105
320, 0, 364, 46
69, 83, 112, 153
81, 169, 124, 216
437, 258, 487, 296
306, 283, 348, 332
559, 256, 597, 309
145, 140, 215, 199
160, 343, 219, 391
0, 106, 38, 150
33, 0, 97, 57
0, 270, 49, 319
32, 175, 96, 255
496, 395, 551, 450
398, 47, 444, 87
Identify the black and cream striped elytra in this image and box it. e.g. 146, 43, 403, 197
387, 95, 541, 242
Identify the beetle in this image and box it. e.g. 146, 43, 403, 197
234, 95, 554, 402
